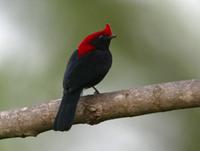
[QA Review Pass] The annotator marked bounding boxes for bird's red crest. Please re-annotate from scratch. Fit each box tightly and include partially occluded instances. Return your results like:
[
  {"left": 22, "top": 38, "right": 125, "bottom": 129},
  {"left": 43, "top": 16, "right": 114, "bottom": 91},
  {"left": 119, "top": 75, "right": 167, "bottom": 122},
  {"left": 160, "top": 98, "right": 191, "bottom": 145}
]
[{"left": 78, "top": 24, "right": 112, "bottom": 58}]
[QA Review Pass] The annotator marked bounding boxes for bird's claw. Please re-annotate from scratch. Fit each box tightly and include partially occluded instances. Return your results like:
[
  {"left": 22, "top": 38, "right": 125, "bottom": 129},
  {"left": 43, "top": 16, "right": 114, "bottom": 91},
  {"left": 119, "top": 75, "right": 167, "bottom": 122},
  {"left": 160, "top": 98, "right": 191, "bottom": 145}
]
[{"left": 93, "top": 86, "right": 100, "bottom": 95}]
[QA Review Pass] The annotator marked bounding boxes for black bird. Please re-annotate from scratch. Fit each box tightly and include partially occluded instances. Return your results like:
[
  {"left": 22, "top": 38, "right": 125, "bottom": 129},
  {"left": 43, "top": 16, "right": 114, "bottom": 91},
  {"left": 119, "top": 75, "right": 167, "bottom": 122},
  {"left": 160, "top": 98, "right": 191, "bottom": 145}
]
[{"left": 53, "top": 24, "right": 116, "bottom": 131}]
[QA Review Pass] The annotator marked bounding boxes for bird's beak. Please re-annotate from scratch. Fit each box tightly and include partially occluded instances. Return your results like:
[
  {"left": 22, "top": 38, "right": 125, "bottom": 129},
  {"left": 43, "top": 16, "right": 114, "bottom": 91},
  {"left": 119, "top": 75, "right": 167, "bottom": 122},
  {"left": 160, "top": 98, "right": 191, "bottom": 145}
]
[{"left": 109, "top": 35, "right": 117, "bottom": 39}]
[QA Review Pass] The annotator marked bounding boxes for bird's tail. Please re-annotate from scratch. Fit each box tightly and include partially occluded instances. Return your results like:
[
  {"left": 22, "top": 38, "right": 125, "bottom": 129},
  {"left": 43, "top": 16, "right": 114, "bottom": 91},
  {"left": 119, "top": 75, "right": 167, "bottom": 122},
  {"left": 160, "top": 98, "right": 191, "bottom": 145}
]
[{"left": 53, "top": 89, "right": 82, "bottom": 131}]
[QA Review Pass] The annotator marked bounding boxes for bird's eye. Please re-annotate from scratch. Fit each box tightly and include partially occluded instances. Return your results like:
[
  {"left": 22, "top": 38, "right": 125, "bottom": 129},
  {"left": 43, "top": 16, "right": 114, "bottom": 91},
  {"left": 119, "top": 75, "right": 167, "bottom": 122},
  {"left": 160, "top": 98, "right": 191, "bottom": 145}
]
[{"left": 98, "top": 35, "right": 105, "bottom": 39}]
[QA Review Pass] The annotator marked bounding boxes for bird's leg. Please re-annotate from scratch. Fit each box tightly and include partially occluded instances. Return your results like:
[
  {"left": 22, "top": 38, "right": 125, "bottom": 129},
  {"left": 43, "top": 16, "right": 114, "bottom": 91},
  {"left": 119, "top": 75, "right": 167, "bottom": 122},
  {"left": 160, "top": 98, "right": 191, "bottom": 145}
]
[{"left": 92, "top": 86, "right": 100, "bottom": 94}]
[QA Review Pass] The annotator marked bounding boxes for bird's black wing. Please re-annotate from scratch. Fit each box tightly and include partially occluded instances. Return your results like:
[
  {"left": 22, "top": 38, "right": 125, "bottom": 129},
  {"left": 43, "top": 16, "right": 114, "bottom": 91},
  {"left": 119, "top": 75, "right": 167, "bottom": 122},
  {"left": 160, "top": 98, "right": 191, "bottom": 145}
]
[{"left": 63, "top": 49, "right": 112, "bottom": 92}]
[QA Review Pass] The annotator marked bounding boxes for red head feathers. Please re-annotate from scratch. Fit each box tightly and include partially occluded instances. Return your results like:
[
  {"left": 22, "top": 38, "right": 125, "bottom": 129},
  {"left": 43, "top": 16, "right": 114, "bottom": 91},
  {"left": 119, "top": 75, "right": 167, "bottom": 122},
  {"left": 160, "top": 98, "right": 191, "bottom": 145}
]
[{"left": 78, "top": 24, "right": 113, "bottom": 58}]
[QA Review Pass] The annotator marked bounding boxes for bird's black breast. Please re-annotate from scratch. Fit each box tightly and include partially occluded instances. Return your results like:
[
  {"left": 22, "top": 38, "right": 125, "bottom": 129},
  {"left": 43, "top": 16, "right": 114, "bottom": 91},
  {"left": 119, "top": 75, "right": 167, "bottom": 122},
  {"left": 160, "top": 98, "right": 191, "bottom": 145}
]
[{"left": 63, "top": 49, "right": 112, "bottom": 92}]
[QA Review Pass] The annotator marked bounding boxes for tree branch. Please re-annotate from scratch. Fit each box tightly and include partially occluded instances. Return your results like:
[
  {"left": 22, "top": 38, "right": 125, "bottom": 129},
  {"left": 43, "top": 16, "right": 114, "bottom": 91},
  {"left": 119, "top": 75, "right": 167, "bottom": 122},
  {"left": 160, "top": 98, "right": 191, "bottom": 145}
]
[{"left": 0, "top": 79, "right": 200, "bottom": 139}]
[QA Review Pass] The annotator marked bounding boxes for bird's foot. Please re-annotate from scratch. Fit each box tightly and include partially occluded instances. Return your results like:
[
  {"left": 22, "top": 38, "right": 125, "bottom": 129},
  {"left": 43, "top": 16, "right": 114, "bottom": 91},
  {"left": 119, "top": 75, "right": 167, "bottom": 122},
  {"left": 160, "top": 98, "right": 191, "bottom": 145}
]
[{"left": 92, "top": 86, "right": 100, "bottom": 94}]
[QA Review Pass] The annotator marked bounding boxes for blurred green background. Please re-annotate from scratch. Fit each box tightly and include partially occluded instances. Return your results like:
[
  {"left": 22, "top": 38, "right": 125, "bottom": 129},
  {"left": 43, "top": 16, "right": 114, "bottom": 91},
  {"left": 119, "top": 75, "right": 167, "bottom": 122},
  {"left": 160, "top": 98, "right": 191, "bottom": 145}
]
[{"left": 0, "top": 0, "right": 200, "bottom": 151}]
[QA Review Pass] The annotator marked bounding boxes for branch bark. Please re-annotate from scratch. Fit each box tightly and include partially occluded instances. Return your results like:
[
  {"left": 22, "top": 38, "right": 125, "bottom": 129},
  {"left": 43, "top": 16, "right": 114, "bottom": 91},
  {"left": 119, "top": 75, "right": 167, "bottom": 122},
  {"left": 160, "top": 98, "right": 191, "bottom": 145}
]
[{"left": 0, "top": 79, "right": 200, "bottom": 139}]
